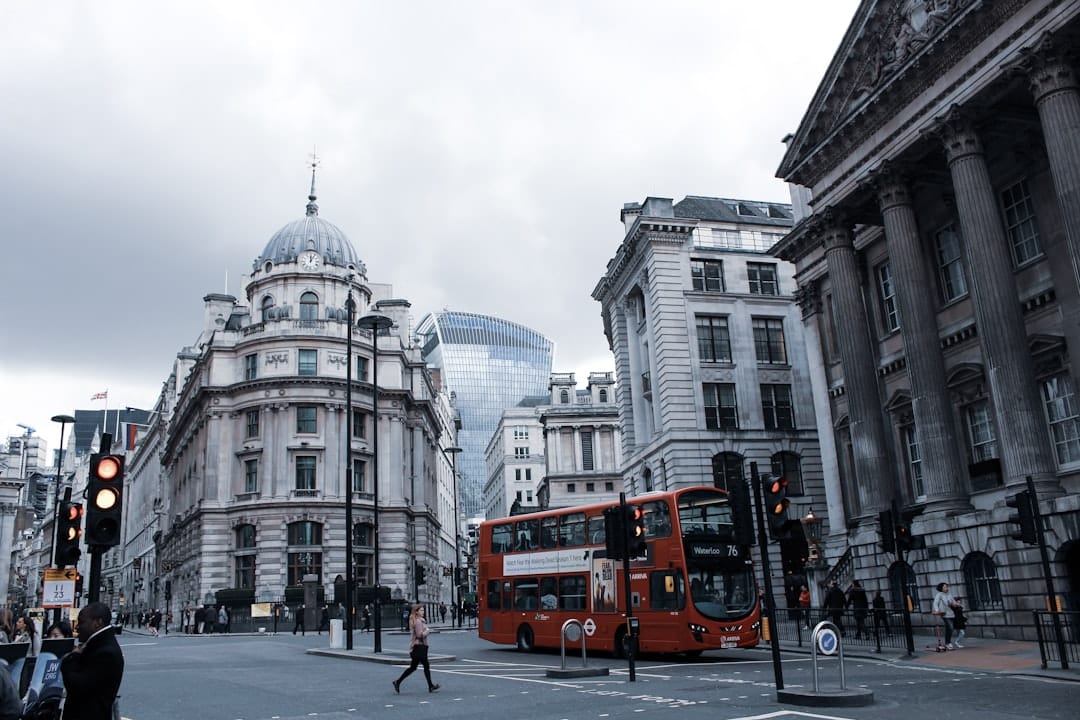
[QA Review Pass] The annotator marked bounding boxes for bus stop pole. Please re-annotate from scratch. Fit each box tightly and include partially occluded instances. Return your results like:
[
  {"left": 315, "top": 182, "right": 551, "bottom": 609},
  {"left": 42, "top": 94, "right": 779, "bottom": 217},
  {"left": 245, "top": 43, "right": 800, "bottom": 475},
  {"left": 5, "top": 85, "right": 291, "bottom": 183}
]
[{"left": 749, "top": 462, "right": 784, "bottom": 691}]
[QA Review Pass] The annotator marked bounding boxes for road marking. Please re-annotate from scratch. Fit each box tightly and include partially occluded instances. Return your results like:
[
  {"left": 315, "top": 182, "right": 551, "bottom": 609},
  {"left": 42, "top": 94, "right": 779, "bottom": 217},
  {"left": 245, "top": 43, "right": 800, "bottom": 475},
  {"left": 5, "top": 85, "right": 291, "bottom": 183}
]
[{"left": 727, "top": 711, "right": 857, "bottom": 720}]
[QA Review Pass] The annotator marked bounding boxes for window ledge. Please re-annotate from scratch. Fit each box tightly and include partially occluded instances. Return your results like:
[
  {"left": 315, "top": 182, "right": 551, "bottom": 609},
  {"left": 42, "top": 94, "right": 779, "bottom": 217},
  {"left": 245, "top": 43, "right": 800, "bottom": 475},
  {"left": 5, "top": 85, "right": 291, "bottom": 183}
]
[{"left": 292, "top": 489, "right": 320, "bottom": 499}]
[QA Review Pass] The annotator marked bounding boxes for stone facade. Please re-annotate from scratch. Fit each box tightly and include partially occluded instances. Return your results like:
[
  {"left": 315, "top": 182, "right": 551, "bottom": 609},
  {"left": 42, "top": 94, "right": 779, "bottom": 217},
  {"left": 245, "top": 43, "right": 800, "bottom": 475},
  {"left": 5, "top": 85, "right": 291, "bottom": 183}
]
[{"left": 774, "top": 0, "right": 1080, "bottom": 636}]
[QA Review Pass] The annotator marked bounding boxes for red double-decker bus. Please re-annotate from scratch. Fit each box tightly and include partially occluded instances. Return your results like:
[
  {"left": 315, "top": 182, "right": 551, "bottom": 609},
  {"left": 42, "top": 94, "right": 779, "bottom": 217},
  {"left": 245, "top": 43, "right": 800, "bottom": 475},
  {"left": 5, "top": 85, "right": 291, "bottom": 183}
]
[{"left": 477, "top": 486, "right": 760, "bottom": 656}]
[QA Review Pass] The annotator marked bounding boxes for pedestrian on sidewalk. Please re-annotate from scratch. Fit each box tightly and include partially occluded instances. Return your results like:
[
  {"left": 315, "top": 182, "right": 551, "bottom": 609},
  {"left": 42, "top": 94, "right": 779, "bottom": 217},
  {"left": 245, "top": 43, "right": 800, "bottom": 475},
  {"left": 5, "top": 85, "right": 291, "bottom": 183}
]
[
  {"left": 932, "top": 582, "right": 958, "bottom": 650},
  {"left": 293, "top": 604, "right": 306, "bottom": 636},
  {"left": 824, "top": 581, "right": 846, "bottom": 635},
  {"left": 218, "top": 605, "right": 229, "bottom": 634},
  {"left": 439, "top": 602, "right": 447, "bottom": 624},
  {"left": 392, "top": 605, "right": 440, "bottom": 694},
  {"left": 872, "top": 590, "right": 891, "bottom": 636},
  {"left": 797, "top": 585, "right": 811, "bottom": 629},
  {"left": 846, "top": 580, "right": 869, "bottom": 639},
  {"left": 952, "top": 602, "right": 967, "bottom": 648}
]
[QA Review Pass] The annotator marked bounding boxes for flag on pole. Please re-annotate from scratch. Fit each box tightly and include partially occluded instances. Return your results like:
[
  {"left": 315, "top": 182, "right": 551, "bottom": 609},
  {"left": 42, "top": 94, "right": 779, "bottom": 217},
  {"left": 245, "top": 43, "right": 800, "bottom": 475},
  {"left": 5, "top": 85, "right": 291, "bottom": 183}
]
[{"left": 91, "top": 391, "right": 108, "bottom": 401}]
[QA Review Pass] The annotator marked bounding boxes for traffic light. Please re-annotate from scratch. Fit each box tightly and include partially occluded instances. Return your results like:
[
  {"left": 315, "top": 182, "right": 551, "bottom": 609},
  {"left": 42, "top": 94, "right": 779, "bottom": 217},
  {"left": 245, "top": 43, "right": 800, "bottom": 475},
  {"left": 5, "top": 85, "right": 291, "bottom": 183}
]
[
  {"left": 55, "top": 501, "right": 84, "bottom": 566},
  {"left": 878, "top": 509, "right": 896, "bottom": 554},
  {"left": 763, "top": 475, "right": 791, "bottom": 540},
  {"left": 727, "top": 480, "right": 755, "bottom": 546},
  {"left": 626, "top": 505, "right": 648, "bottom": 557},
  {"left": 603, "top": 505, "right": 627, "bottom": 560},
  {"left": 894, "top": 519, "right": 913, "bottom": 552},
  {"left": 86, "top": 452, "right": 124, "bottom": 546},
  {"left": 1006, "top": 490, "right": 1038, "bottom": 545}
]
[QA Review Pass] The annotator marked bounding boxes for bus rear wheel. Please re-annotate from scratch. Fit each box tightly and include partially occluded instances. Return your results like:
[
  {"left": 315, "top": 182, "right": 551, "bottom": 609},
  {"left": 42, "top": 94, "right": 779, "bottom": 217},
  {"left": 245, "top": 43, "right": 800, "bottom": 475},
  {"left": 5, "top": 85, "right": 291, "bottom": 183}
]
[{"left": 516, "top": 625, "right": 535, "bottom": 652}]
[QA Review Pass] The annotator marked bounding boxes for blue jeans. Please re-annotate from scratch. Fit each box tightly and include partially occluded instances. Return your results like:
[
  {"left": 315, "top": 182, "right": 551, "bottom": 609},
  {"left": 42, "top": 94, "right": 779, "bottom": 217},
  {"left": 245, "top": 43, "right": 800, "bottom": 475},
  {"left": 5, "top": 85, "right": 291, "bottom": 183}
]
[{"left": 941, "top": 615, "right": 954, "bottom": 644}]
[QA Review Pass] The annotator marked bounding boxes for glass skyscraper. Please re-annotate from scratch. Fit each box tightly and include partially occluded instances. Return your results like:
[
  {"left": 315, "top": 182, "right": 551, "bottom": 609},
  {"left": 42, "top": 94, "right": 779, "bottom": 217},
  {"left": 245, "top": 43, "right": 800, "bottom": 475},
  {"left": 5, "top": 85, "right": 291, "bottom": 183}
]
[{"left": 416, "top": 311, "right": 554, "bottom": 517}]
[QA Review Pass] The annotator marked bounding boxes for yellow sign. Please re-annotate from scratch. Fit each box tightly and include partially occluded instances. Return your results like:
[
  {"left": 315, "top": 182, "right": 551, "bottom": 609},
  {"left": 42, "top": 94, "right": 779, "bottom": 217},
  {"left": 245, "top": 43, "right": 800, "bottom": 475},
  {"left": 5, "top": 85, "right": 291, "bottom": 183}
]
[
  {"left": 251, "top": 602, "right": 272, "bottom": 618},
  {"left": 44, "top": 568, "right": 78, "bottom": 582},
  {"left": 27, "top": 608, "right": 45, "bottom": 620}
]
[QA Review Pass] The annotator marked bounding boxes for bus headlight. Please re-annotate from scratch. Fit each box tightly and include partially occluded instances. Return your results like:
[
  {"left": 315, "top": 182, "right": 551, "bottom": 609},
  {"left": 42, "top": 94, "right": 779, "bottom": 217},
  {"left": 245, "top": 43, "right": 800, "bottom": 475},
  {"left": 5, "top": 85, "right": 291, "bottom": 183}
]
[{"left": 688, "top": 623, "right": 709, "bottom": 634}]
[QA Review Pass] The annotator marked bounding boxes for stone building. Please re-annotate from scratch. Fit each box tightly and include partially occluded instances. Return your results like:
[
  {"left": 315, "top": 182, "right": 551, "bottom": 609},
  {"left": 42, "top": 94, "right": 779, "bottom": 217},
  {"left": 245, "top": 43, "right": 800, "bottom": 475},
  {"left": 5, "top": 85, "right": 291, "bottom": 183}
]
[
  {"left": 774, "top": 0, "right": 1080, "bottom": 633},
  {"left": 593, "top": 195, "right": 825, "bottom": 581},
  {"left": 136, "top": 177, "right": 457, "bottom": 616}
]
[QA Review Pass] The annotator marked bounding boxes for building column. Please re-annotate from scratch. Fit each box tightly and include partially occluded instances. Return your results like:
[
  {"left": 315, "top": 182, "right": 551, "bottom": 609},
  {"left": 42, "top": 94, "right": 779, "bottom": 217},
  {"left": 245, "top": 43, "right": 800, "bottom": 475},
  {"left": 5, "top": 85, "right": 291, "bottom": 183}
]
[
  {"left": 820, "top": 218, "right": 893, "bottom": 516},
  {"left": 937, "top": 109, "right": 1062, "bottom": 496},
  {"left": 875, "top": 170, "right": 971, "bottom": 511},
  {"left": 1024, "top": 36, "right": 1080, "bottom": 290}
]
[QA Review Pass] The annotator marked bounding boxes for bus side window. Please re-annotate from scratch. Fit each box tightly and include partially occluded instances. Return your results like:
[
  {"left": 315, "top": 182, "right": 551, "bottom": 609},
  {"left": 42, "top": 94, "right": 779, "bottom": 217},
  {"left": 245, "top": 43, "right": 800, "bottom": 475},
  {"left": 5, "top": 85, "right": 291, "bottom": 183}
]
[
  {"left": 587, "top": 515, "right": 606, "bottom": 545},
  {"left": 540, "top": 577, "right": 558, "bottom": 609},
  {"left": 514, "top": 578, "right": 539, "bottom": 610},
  {"left": 486, "top": 580, "right": 501, "bottom": 611},
  {"left": 643, "top": 500, "right": 672, "bottom": 538},
  {"left": 515, "top": 519, "right": 539, "bottom": 552},
  {"left": 560, "top": 513, "right": 586, "bottom": 547},
  {"left": 651, "top": 571, "right": 684, "bottom": 610},
  {"left": 559, "top": 575, "right": 587, "bottom": 610},
  {"left": 491, "top": 523, "right": 513, "bottom": 554},
  {"left": 541, "top": 517, "right": 558, "bottom": 549},
  {"left": 502, "top": 581, "right": 513, "bottom": 611}
]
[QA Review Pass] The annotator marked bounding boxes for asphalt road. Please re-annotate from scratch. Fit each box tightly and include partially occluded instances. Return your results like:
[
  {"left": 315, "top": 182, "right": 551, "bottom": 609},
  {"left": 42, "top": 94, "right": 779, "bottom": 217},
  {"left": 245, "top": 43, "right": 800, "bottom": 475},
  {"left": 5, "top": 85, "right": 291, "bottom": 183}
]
[{"left": 114, "top": 629, "right": 1074, "bottom": 720}]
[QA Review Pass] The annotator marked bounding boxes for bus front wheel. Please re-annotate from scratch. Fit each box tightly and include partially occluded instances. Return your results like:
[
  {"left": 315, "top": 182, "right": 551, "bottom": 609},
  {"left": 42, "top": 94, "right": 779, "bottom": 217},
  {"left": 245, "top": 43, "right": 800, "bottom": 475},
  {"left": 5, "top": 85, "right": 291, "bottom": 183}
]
[{"left": 516, "top": 625, "right": 535, "bottom": 652}]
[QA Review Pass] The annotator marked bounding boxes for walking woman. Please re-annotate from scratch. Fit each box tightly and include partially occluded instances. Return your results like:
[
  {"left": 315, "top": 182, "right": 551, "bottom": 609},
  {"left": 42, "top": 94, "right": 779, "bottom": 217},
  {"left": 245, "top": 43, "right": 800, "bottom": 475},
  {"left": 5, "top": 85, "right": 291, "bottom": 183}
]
[{"left": 392, "top": 605, "right": 440, "bottom": 694}]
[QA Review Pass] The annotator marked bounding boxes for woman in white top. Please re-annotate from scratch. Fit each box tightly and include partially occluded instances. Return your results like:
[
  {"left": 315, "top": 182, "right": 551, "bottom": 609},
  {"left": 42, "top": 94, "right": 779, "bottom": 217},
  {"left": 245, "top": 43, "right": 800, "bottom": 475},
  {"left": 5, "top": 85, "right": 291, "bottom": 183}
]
[{"left": 932, "top": 582, "right": 957, "bottom": 649}]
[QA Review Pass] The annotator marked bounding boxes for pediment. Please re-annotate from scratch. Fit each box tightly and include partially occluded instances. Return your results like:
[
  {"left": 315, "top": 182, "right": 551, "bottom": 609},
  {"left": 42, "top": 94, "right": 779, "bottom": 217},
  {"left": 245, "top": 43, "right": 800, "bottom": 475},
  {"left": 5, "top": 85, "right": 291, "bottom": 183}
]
[{"left": 778, "top": 0, "right": 984, "bottom": 185}]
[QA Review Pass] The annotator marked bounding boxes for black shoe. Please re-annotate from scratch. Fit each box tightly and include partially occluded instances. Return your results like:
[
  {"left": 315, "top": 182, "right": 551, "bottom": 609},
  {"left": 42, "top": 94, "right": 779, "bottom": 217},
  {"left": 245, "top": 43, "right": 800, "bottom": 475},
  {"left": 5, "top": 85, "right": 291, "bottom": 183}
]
[
  {"left": 392, "top": 680, "right": 400, "bottom": 694},
  {"left": 428, "top": 684, "right": 440, "bottom": 693}
]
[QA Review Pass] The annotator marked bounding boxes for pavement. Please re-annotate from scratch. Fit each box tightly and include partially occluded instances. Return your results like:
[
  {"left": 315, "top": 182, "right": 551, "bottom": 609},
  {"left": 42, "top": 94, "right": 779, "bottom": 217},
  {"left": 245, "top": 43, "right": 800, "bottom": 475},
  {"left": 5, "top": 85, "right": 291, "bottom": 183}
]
[{"left": 118, "top": 621, "right": 1078, "bottom": 682}]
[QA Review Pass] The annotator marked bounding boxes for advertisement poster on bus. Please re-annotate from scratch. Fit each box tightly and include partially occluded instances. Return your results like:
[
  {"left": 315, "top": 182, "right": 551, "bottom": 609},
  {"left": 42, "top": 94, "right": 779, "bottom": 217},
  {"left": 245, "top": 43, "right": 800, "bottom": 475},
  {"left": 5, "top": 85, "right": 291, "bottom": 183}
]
[{"left": 592, "top": 557, "right": 616, "bottom": 612}]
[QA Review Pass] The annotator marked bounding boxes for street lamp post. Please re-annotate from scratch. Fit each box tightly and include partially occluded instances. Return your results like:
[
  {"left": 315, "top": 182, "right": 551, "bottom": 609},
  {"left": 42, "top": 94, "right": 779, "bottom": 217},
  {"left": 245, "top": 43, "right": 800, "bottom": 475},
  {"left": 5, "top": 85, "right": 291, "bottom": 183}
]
[
  {"left": 344, "top": 288, "right": 357, "bottom": 650},
  {"left": 443, "top": 447, "right": 463, "bottom": 628},
  {"left": 49, "top": 414, "right": 76, "bottom": 567},
  {"left": 357, "top": 309, "right": 393, "bottom": 654}
]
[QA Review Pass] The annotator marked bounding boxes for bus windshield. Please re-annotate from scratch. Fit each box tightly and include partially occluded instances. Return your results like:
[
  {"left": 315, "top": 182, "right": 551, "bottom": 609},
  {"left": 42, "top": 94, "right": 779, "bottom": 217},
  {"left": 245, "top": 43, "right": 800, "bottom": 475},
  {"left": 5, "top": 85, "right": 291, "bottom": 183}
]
[{"left": 678, "top": 488, "right": 755, "bottom": 621}]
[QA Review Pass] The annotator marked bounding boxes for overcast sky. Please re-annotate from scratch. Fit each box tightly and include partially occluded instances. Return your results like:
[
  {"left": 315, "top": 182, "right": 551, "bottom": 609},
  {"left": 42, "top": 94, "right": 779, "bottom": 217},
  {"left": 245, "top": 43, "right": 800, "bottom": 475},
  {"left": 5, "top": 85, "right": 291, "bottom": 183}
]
[{"left": 0, "top": 0, "right": 858, "bottom": 451}]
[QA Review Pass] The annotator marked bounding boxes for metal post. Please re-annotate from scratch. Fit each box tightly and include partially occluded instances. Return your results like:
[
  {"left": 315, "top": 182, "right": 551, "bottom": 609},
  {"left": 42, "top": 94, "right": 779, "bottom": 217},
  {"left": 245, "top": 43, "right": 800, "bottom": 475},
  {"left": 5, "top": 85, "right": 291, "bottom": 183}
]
[
  {"left": 1028, "top": 475, "right": 1068, "bottom": 669},
  {"left": 445, "top": 448, "right": 463, "bottom": 629},
  {"left": 619, "top": 492, "right": 636, "bottom": 681},
  {"left": 750, "top": 462, "right": 784, "bottom": 691},
  {"left": 344, "top": 288, "right": 356, "bottom": 650}
]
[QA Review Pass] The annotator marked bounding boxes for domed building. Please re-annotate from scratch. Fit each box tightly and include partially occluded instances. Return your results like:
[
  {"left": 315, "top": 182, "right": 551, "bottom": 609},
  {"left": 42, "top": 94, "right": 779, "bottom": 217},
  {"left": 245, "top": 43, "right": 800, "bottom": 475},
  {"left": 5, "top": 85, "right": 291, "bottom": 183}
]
[{"left": 117, "top": 173, "right": 459, "bottom": 629}]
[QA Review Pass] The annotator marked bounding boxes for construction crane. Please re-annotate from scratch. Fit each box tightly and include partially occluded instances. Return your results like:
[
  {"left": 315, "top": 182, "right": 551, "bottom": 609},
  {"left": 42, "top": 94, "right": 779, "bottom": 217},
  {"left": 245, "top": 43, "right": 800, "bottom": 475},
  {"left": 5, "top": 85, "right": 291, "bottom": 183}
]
[{"left": 16, "top": 423, "right": 35, "bottom": 436}]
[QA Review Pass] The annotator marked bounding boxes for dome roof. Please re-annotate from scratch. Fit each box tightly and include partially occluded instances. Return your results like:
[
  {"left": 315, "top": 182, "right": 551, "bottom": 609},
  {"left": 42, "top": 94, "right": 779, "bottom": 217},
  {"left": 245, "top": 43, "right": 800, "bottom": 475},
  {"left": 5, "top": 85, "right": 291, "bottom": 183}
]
[{"left": 255, "top": 183, "right": 361, "bottom": 269}]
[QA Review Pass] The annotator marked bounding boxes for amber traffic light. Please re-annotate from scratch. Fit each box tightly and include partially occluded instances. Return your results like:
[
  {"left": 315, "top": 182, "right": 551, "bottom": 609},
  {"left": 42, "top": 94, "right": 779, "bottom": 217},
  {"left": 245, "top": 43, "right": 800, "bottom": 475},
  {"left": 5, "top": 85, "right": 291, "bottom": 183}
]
[
  {"left": 55, "top": 501, "right": 84, "bottom": 566},
  {"left": 86, "top": 453, "right": 124, "bottom": 546}
]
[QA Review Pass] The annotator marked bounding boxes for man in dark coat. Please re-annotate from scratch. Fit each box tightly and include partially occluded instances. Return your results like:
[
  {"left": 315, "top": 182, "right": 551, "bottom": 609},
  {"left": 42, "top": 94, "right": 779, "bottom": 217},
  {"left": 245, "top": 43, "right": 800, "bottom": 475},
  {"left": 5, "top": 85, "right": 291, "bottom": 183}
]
[
  {"left": 61, "top": 601, "right": 124, "bottom": 720},
  {"left": 824, "top": 580, "right": 847, "bottom": 635},
  {"left": 846, "top": 580, "right": 869, "bottom": 639}
]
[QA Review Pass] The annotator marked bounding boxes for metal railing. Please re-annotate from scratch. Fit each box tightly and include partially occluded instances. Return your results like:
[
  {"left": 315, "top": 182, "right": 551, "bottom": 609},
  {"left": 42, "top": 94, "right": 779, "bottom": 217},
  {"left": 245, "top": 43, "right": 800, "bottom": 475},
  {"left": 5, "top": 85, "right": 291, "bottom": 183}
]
[{"left": 1033, "top": 610, "right": 1079, "bottom": 669}]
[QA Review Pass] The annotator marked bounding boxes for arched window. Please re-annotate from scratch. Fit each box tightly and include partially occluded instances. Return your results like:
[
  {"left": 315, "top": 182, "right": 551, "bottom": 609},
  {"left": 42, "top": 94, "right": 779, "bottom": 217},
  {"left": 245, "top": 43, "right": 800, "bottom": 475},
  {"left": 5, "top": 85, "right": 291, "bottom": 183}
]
[
  {"left": 770, "top": 451, "right": 804, "bottom": 496},
  {"left": 599, "top": 388, "right": 608, "bottom": 403},
  {"left": 261, "top": 295, "right": 275, "bottom": 323},
  {"left": 560, "top": 389, "right": 569, "bottom": 404},
  {"left": 888, "top": 560, "right": 920, "bottom": 612},
  {"left": 711, "top": 452, "right": 743, "bottom": 492},
  {"left": 962, "top": 551, "right": 1002, "bottom": 610},
  {"left": 299, "top": 291, "right": 319, "bottom": 320},
  {"left": 235, "top": 524, "right": 256, "bottom": 549},
  {"left": 287, "top": 521, "right": 322, "bottom": 546},
  {"left": 642, "top": 467, "right": 653, "bottom": 493}
]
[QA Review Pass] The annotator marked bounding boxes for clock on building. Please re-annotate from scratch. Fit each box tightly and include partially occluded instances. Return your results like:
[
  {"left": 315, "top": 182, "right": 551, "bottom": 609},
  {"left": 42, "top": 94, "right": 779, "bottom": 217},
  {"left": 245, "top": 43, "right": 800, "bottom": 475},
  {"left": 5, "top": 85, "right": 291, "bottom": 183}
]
[{"left": 299, "top": 251, "right": 323, "bottom": 271}]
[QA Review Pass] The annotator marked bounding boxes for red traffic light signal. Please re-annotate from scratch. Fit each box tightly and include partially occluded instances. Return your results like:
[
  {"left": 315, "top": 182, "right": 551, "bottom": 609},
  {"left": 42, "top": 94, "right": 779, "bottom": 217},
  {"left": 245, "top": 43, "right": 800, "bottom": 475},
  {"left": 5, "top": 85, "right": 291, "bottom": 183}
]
[
  {"left": 764, "top": 475, "right": 791, "bottom": 540},
  {"left": 626, "top": 505, "right": 648, "bottom": 557},
  {"left": 55, "top": 501, "right": 84, "bottom": 566},
  {"left": 86, "top": 453, "right": 124, "bottom": 546}
]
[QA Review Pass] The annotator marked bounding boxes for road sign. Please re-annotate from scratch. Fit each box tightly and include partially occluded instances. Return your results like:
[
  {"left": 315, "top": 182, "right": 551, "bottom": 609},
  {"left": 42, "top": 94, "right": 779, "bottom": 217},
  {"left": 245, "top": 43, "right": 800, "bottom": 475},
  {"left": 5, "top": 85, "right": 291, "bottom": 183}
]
[
  {"left": 582, "top": 617, "right": 597, "bottom": 637},
  {"left": 816, "top": 626, "right": 839, "bottom": 656},
  {"left": 43, "top": 580, "right": 76, "bottom": 608},
  {"left": 44, "top": 568, "right": 78, "bottom": 582}
]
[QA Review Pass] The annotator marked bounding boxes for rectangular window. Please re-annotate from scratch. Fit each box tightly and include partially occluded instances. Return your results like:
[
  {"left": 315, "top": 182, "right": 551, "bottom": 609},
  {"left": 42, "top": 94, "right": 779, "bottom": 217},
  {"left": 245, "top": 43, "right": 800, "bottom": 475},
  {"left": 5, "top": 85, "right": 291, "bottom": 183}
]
[
  {"left": 514, "top": 447, "right": 529, "bottom": 459},
  {"left": 525, "top": 468, "right": 532, "bottom": 481},
  {"left": 295, "top": 456, "right": 317, "bottom": 490},
  {"left": 558, "top": 512, "right": 586, "bottom": 547},
  {"left": 526, "top": 490, "right": 533, "bottom": 502},
  {"left": 298, "top": 349, "right": 317, "bottom": 376},
  {"left": 297, "top": 406, "right": 317, "bottom": 434},
  {"left": 752, "top": 317, "right": 788, "bottom": 365},
  {"left": 935, "top": 224, "right": 968, "bottom": 302},
  {"left": 351, "top": 460, "right": 373, "bottom": 497},
  {"left": 356, "top": 356, "right": 369, "bottom": 382},
  {"left": 491, "top": 523, "right": 513, "bottom": 554},
  {"left": 244, "top": 459, "right": 258, "bottom": 493},
  {"left": 581, "top": 430, "right": 594, "bottom": 471},
  {"left": 696, "top": 315, "right": 732, "bottom": 363},
  {"left": 352, "top": 553, "right": 373, "bottom": 585},
  {"left": 245, "top": 353, "right": 257, "bottom": 381},
  {"left": 567, "top": 483, "right": 576, "bottom": 493},
  {"left": 585, "top": 482, "right": 594, "bottom": 492},
  {"left": 515, "top": 468, "right": 521, "bottom": 481},
  {"left": 747, "top": 262, "right": 779, "bottom": 295},
  {"left": 903, "top": 425, "right": 925, "bottom": 499},
  {"left": 877, "top": 262, "right": 900, "bottom": 332},
  {"left": 690, "top": 258, "right": 725, "bottom": 291},
  {"left": 1001, "top": 179, "right": 1042, "bottom": 265},
  {"left": 1042, "top": 373, "right": 1080, "bottom": 465},
  {"left": 559, "top": 575, "right": 587, "bottom": 610},
  {"left": 966, "top": 400, "right": 997, "bottom": 463},
  {"left": 513, "top": 426, "right": 529, "bottom": 440},
  {"left": 605, "top": 481, "right": 614, "bottom": 492},
  {"left": 515, "top": 490, "right": 523, "bottom": 502},
  {"left": 287, "top": 551, "right": 322, "bottom": 586},
  {"left": 245, "top": 409, "right": 259, "bottom": 438},
  {"left": 703, "top": 383, "right": 738, "bottom": 430},
  {"left": 761, "top": 384, "right": 794, "bottom": 430},
  {"left": 352, "top": 409, "right": 368, "bottom": 439},
  {"left": 235, "top": 555, "right": 255, "bottom": 590}
]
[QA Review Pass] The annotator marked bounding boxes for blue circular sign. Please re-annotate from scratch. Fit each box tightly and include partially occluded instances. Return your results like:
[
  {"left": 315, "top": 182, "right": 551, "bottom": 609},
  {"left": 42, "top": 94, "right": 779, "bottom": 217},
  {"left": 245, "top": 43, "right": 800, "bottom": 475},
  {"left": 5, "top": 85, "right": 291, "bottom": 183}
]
[{"left": 816, "top": 628, "right": 839, "bottom": 655}]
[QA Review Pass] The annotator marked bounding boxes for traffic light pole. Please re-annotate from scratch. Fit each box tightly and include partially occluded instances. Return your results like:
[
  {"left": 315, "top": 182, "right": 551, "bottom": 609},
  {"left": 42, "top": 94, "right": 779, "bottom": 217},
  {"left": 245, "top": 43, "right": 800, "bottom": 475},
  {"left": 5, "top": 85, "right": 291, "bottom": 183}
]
[
  {"left": 750, "top": 462, "right": 783, "bottom": 692},
  {"left": 1027, "top": 475, "right": 1068, "bottom": 669},
  {"left": 618, "top": 492, "right": 636, "bottom": 682},
  {"left": 87, "top": 547, "right": 104, "bottom": 604}
]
